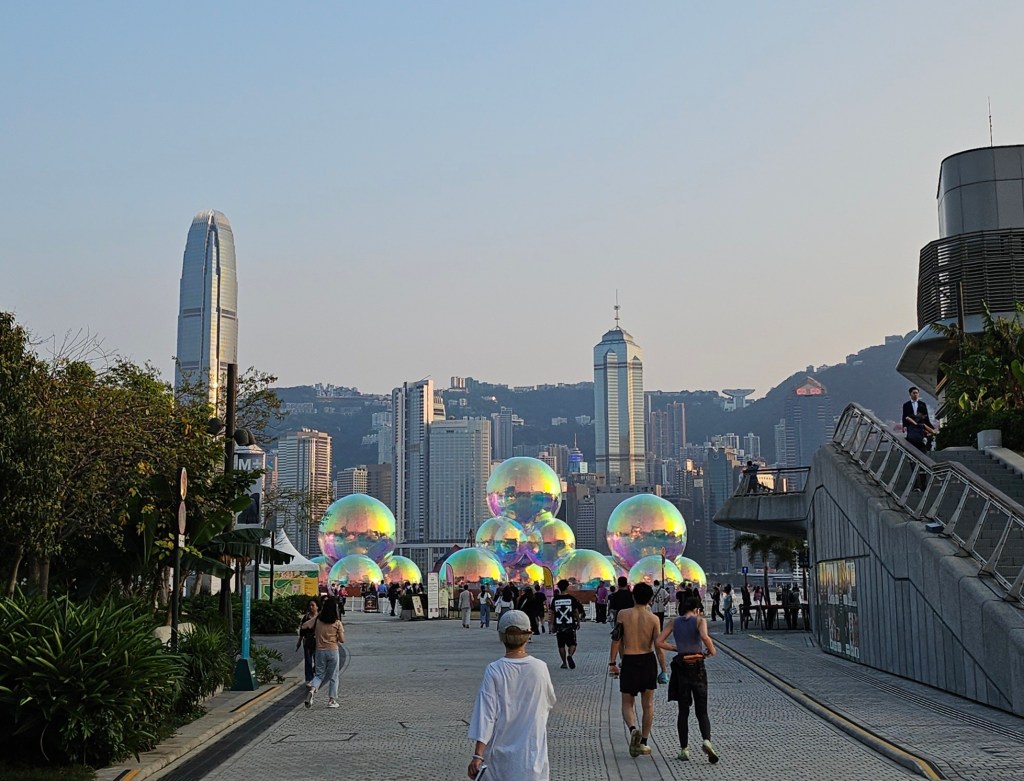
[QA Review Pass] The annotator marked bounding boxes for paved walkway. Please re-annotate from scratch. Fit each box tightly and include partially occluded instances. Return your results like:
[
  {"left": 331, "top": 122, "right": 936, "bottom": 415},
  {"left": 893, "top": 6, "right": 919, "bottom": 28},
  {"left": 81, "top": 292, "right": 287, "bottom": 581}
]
[{"left": 147, "top": 612, "right": 936, "bottom": 781}]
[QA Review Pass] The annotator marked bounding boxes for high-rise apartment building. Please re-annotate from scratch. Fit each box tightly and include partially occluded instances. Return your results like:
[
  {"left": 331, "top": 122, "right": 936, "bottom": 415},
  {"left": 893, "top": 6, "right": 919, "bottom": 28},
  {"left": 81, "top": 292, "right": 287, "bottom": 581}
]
[
  {"left": 276, "top": 428, "right": 332, "bottom": 557},
  {"left": 743, "top": 433, "right": 761, "bottom": 461},
  {"left": 335, "top": 466, "right": 368, "bottom": 498},
  {"left": 594, "top": 313, "right": 645, "bottom": 485},
  {"left": 174, "top": 210, "right": 238, "bottom": 408},
  {"left": 491, "top": 406, "right": 514, "bottom": 461},
  {"left": 392, "top": 379, "right": 445, "bottom": 545},
  {"left": 702, "top": 446, "right": 743, "bottom": 574},
  {"left": 365, "top": 463, "right": 393, "bottom": 513},
  {"left": 428, "top": 418, "right": 491, "bottom": 544}
]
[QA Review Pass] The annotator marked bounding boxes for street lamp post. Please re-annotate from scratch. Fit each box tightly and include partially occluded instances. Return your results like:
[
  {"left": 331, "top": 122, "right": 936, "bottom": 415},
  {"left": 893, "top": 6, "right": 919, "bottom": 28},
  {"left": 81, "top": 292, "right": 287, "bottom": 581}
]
[{"left": 171, "top": 467, "right": 188, "bottom": 652}]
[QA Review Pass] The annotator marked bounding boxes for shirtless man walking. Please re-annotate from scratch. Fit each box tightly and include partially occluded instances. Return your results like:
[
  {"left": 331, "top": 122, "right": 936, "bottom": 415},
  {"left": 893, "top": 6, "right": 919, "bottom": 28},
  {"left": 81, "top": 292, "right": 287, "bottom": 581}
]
[{"left": 608, "top": 582, "right": 667, "bottom": 757}]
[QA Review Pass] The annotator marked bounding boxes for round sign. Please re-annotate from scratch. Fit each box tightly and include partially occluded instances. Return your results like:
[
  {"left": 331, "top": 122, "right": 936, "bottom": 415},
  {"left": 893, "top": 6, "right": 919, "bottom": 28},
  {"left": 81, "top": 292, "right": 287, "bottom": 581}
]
[
  {"left": 177, "top": 502, "right": 187, "bottom": 536},
  {"left": 179, "top": 467, "right": 188, "bottom": 500}
]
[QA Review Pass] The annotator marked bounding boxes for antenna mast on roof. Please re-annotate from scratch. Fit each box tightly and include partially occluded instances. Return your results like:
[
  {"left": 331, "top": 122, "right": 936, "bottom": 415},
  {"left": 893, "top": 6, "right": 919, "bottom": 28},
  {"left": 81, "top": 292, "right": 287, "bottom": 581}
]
[
  {"left": 614, "top": 291, "right": 621, "bottom": 329},
  {"left": 989, "top": 97, "right": 994, "bottom": 147}
]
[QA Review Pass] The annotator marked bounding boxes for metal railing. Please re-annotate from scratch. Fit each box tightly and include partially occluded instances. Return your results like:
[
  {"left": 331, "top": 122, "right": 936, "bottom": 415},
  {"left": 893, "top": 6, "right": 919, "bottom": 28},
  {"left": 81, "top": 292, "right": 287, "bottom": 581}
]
[
  {"left": 833, "top": 403, "right": 1024, "bottom": 604},
  {"left": 734, "top": 466, "right": 812, "bottom": 496}
]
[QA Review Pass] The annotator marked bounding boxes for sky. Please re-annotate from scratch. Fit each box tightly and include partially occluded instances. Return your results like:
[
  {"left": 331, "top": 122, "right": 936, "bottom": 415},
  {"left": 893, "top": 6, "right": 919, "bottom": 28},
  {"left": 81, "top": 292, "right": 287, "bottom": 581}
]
[{"left": 4, "top": 2, "right": 1024, "bottom": 398}]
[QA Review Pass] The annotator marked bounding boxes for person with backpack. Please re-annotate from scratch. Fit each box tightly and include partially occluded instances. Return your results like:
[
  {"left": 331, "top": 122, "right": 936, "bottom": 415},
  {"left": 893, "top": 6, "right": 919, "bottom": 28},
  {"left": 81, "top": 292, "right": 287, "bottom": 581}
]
[
  {"left": 651, "top": 579, "right": 668, "bottom": 630},
  {"left": 296, "top": 598, "right": 319, "bottom": 683}
]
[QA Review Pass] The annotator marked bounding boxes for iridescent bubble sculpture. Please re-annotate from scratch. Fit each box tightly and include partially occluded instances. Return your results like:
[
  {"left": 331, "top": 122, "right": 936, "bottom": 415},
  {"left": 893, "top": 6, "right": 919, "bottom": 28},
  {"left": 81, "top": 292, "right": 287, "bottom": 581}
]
[
  {"left": 486, "top": 457, "right": 562, "bottom": 526},
  {"left": 309, "top": 555, "right": 331, "bottom": 588},
  {"left": 554, "top": 549, "right": 617, "bottom": 589},
  {"left": 475, "top": 516, "right": 526, "bottom": 567},
  {"left": 328, "top": 554, "right": 384, "bottom": 586},
  {"left": 522, "top": 517, "right": 576, "bottom": 569},
  {"left": 606, "top": 494, "right": 687, "bottom": 569},
  {"left": 627, "top": 554, "right": 684, "bottom": 587},
  {"left": 318, "top": 494, "right": 396, "bottom": 564},
  {"left": 605, "top": 555, "right": 628, "bottom": 579},
  {"left": 673, "top": 556, "right": 708, "bottom": 595},
  {"left": 380, "top": 555, "right": 423, "bottom": 585},
  {"left": 440, "top": 547, "right": 507, "bottom": 586}
]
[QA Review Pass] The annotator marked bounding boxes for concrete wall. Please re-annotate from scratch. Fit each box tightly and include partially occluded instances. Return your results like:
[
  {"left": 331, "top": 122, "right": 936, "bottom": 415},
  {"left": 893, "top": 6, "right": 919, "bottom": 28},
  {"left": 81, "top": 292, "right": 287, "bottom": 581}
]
[{"left": 808, "top": 444, "right": 1024, "bottom": 716}]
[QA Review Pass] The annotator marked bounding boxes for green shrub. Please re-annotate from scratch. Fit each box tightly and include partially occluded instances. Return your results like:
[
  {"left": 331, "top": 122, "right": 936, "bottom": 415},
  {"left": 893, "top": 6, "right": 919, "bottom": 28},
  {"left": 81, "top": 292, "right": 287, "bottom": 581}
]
[
  {"left": 279, "top": 593, "right": 318, "bottom": 618},
  {"left": 936, "top": 408, "right": 1024, "bottom": 450},
  {"left": 175, "top": 625, "right": 232, "bottom": 719},
  {"left": 250, "top": 643, "right": 285, "bottom": 684},
  {"left": 0, "top": 595, "right": 182, "bottom": 767},
  {"left": 179, "top": 593, "right": 225, "bottom": 629},
  {"left": 249, "top": 599, "right": 300, "bottom": 634}
]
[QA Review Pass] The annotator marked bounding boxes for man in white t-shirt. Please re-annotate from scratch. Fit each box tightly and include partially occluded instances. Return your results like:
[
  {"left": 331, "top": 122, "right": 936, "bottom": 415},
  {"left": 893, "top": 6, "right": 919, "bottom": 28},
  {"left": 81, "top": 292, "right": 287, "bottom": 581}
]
[{"left": 468, "top": 610, "right": 556, "bottom": 781}]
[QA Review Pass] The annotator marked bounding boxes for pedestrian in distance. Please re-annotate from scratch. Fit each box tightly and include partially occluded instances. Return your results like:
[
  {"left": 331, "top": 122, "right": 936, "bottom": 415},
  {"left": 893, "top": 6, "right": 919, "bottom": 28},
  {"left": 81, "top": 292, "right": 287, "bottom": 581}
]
[
  {"left": 551, "top": 579, "right": 584, "bottom": 669},
  {"left": 710, "top": 584, "right": 722, "bottom": 621},
  {"left": 740, "top": 584, "right": 752, "bottom": 630},
  {"left": 467, "top": 610, "right": 556, "bottom": 781},
  {"left": 608, "top": 575, "right": 634, "bottom": 626},
  {"left": 595, "top": 580, "right": 609, "bottom": 623},
  {"left": 651, "top": 579, "right": 668, "bottom": 630},
  {"left": 459, "top": 585, "right": 474, "bottom": 628},
  {"left": 903, "top": 386, "right": 936, "bottom": 490},
  {"left": 296, "top": 598, "right": 319, "bottom": 683},
  {"left": 656, "top": 596, "right": 719, "bottom": 764},
  {"left": 608, "top": 582, "right": 667, "bottom": 758},
  {"left": 302, "top": 595, "right": 344, "bottom": 710},
  {"left": 479, "top": 584, "right": 493, "bottom": 628},
  {"left": 722, "top": 585, "right": 735, "bottom": 634}
]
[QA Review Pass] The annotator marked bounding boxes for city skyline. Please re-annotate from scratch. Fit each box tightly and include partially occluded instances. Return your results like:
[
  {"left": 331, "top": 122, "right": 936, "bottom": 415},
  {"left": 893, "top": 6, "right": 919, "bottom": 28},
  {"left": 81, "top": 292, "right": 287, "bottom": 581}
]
[{"left": 6, "top": 4, "right": 1024, "bottom": 398}]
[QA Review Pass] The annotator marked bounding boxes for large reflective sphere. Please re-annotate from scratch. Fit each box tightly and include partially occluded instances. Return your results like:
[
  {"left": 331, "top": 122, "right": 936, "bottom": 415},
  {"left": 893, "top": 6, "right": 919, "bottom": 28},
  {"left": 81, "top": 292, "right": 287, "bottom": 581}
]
[
  {"left": 380, "top": 555, "right": 423, "bottom": 585},
  {"left": 309, "top": 555, "right": 331, "bottom": 588},
  {"left": 508, "top": 560, "right": 547, "bottom": 586},
  {"left": 606, "top": 494, "right": 687, "bottom": 568},
  {"left": 318, "top": 494, "right": 396, "bottom": 565},
  {"left": 673, "top": 556, "right": 708, "bottom": 595},
  {"left": 605, "top": 555, "right": 628, "bottom": 579},
  {"left": 486, "top": 457, "right": 562, "bottom": 525},
  {"left": 554, "top": 549, "right": 616, "bottom": 589},
  {"left": 628, "top": 554, "right": 684, "bottom": 587},
  {"left": 475, "top": 516, "right": 526, "bottom": 566},
  {"left": 328, "top": 554, "right": 384, "bottom": 586},
  {"left": 522, "top": 517, "right": 576, "bottom": 569},
  {"left": 440, "top": 547, "right": 507, "bottom": 586}
]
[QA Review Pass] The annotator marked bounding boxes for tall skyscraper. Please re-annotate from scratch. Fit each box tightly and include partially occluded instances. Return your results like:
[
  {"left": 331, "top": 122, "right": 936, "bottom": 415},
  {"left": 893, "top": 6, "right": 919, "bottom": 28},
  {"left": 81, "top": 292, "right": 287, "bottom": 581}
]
[
  {"left": 491, "top": 406, "right": 514, "bottom": 461},
  {"left": 276, "top": 428, "right": 332, "bottom": 557},
  {"left": 392, "top": 379, "right": 445, "bottom": 545},
  {"left": 428, "top": 418, "right": 491, "bottom": 544},
  {"left": 174, "top": 210, "right": 238, "bottom": 408},
  {"left": 594, "top": 309, "right": 645, "bottom": 485},
  {"left": 783, "top": 376, "right": 834, "bottom": 467},
  {"left": 335, "top": 466, "right": 368, "bottom": 498},
  {"left": 702, "top": 446, "right": 743, "bottom": 574}
]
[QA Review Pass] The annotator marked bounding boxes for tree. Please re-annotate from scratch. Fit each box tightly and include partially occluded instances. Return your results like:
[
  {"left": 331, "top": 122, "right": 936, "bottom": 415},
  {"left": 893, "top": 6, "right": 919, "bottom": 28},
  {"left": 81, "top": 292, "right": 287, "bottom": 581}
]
[{"left": 732, "top": 534, "right": 804, "bottom": 604}]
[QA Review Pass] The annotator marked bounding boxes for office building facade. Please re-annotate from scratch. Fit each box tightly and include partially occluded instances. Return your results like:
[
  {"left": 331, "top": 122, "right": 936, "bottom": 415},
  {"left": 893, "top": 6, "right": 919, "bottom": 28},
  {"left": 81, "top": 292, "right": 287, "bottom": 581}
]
[
  {"left": 276, "top": 428, "right": 332, "bottom": 557},
  {"left": 594, "top": 319, "right": 645, "bottom": 485},
  {"left": 428, "top": 418, "right": 492, "bottom": 544},
  {"left": 174, "top": 210, "right": 238, "bottom": 408}
]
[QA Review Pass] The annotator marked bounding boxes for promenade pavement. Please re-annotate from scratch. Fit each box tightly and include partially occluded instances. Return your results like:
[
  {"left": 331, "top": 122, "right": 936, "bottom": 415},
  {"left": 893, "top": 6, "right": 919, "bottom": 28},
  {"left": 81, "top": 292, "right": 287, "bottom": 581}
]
[{"left": 148, "top": 610, "right": 927, "bottom": 781}]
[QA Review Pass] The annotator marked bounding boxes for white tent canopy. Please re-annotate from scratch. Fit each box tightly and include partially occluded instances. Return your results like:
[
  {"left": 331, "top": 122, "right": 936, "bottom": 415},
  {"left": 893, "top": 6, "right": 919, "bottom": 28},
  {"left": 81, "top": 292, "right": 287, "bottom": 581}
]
[{"left": 258, "top": 529, "right": 320, "bottom": 572}]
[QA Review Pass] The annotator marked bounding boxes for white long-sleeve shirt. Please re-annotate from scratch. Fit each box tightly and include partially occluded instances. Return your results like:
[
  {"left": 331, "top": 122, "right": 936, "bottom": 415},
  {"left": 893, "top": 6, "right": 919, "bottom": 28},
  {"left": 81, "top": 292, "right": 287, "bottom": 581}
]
[{"left": 468, "top": 656, "right": 556, "bottom": 781}]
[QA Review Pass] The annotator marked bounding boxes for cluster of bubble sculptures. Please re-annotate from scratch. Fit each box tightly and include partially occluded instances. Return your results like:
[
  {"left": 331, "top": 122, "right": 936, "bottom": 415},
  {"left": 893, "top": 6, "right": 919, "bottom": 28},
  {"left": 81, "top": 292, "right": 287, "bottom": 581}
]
[
  {"left": 313, "top": 494, "right": 423, "bottom": 587},
  {"left": 448, "top": 457, "right": 709, "bottom": 594}
]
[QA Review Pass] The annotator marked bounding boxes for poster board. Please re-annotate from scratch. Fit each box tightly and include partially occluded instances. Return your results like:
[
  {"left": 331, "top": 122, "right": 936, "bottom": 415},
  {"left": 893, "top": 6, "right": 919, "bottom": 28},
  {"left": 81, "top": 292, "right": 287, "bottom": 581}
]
[{"left": 427, "top": 572, "right": 440, "bottom": 619}]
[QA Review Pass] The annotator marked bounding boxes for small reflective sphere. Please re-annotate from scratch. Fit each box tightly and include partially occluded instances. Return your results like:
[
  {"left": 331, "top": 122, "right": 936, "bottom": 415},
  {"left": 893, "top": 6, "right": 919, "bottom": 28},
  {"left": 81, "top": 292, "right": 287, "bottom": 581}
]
[
  {"left": 309, "top": 555, "right": 332, "bottom": 588},
  {"left": 486, "top": 457, "right": 562, "bottom": 525},
  {"left": 554, "top": 549, "right": 617, "bottom": 589},
  {"left": 318, "top": 494, "right": 396, "bottom": 565},
  {"left": 475, "top": 516, "right": 526, "bottom": 566},
  {"left": 380, "top": 555, "right": 423, "bottom": 585},
  {"left": 673, "top": 556, "right": 708, "bottom": 595},
  {"left": 508, "top": 560, "right": 547, "bottom": 586},
  {"left": 606, "top": 494, "right": 687, "bottom": 568},
  {"left": 627, "top": 555, "right": 684, "bottom": 587},
  {"left": 522, "top": 517, "right": 576, "bottom": 569},
  {"left": 440, "top": 547, "right": 507, "bottom": 586},
  {"left": 328, "top": 554, "right": 384, "bottom": 586}
]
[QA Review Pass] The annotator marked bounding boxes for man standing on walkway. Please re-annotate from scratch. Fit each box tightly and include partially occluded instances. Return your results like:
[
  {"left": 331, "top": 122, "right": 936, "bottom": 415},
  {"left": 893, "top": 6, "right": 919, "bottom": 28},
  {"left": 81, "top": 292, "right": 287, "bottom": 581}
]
[
  {"left": 652, "top": 579, "right": 668, "bottom": 630},
  {"left": 551, "top": 579, "right": 583, "bottom": 669},
  {"left": 608, "top": 575, "right": 633, "bottom": 626},
  {"left": 710, "top": 584, "right": 722, "bottom": 621},
  {"left": 459, "top": 585, "right": 474, "bottom": 629},
  {"left": 595, "top": 580, "right": 609, "bottom": 624},
  {"left": 656, "top": 596, "right": 719, "bottom": 764},
  {"left": 608, "top": 582, "right": 665, "bottom": 757}
]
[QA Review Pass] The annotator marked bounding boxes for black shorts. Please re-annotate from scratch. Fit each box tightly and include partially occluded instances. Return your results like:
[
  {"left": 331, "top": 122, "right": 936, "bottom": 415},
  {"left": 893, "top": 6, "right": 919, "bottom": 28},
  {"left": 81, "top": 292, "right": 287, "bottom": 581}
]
[
  {"left": 619, "top": 652, "right": 658, "bottom": 695},
  {"left": 555, "top": 627, "right": 577, "bottom": 648}
]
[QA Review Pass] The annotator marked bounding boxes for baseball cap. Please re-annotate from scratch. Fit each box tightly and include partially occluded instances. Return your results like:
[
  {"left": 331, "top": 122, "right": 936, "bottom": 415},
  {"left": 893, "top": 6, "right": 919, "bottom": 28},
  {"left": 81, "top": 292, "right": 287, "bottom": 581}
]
[{"left": 497, "top": 609, "right": 531, "bottom": 634}]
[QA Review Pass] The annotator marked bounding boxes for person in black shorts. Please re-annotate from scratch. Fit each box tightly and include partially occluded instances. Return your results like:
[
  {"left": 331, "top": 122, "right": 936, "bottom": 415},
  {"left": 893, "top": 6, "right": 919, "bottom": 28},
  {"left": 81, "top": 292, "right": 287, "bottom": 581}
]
[{"left": 551, "top": 579, "right": 584, "bottom": 670}]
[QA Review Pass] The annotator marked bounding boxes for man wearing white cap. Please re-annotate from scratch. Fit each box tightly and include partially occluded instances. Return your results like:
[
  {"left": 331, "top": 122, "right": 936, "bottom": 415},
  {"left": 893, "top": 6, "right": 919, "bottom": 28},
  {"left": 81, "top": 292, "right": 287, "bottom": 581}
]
[{"left": 467, "top": 610, "right": 556, "bottom": 781}]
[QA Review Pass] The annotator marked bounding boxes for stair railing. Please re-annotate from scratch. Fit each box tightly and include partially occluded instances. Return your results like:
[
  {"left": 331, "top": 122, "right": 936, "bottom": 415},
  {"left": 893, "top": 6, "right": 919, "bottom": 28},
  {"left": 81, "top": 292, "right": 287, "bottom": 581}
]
[{"left": 833, "top": 403, "right": 1024, "bottom": 604}]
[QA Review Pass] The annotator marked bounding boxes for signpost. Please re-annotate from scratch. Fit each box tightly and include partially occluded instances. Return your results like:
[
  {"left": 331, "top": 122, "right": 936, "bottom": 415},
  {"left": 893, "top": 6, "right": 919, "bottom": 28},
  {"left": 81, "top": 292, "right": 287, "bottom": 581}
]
[
  {"left": 427, "top": 572, "right": 440, "bottom": 619},
  {"left": 171, "top": 468, "right": 187, "bottom": 652},
  {"left": 233, "top": 584, "right": 258, "bottom": 691},
  {"left": 742, "top": 565, "right": 749, "bottom": 589}
]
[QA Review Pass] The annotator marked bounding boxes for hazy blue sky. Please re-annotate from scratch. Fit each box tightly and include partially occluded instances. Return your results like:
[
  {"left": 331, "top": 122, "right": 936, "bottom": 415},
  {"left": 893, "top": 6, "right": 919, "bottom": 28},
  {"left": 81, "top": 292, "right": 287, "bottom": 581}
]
[{"left": 4, "top": 2, "right": 1023, "bottom": 397}]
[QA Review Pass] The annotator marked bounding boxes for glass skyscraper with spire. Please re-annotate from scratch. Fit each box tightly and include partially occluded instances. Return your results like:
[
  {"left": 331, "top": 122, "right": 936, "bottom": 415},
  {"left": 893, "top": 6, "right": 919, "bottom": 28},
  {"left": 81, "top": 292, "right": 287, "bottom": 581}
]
[
  {"left": 174, "top": 210, "right": 238, "bottom": 408},
  {"left": 593, "top": 310, "right": 646, "bottom": 485}
]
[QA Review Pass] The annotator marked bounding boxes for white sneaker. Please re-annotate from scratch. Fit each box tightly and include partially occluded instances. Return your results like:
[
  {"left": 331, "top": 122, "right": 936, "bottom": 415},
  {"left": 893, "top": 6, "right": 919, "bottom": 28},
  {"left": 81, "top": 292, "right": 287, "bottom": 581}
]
[
  {"left": 702, "top": 739, "right": 719, "bottom": 764},
  {"left": 327, "top": 700, "right": 339, "bottom": 709}
]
